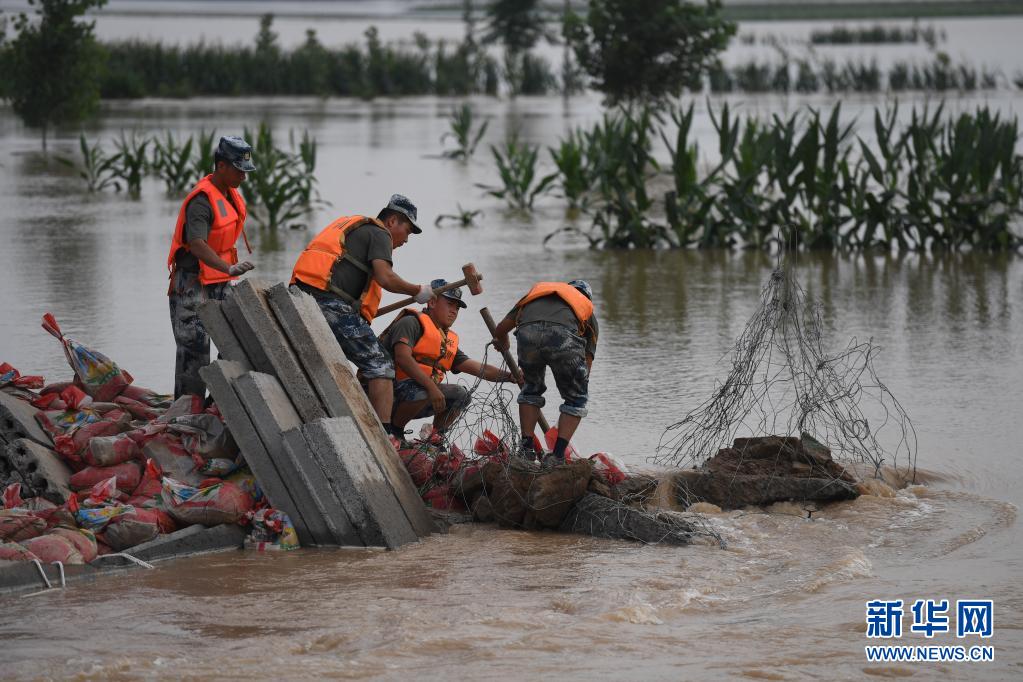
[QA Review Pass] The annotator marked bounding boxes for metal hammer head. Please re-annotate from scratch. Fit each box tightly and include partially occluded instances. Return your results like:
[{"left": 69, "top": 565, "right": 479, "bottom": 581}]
[{"left": 461, "top": 262, "right": 483, "bottom": 295}]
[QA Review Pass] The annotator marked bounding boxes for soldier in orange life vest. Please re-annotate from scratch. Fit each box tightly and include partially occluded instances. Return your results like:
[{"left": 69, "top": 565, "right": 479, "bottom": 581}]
[
  {"left": 291, "top": 194, "right": 436, "bottom": 443},
  {"left": 492, "top": 280, "right": 599, "bottom": 465},
  {"left": 379, "top": 279, "right": 515, "bottom": 444},
  {"left": 167, "top": 136, "right": 256, "bottom": 398}
]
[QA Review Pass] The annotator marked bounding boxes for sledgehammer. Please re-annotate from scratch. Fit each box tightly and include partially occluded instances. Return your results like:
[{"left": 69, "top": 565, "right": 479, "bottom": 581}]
[
  {"left": 376, "top": 262, "right": 483, "bottom": 316},
  {"left": 480, "top": 306, "right": 551, "bottom": 435}
]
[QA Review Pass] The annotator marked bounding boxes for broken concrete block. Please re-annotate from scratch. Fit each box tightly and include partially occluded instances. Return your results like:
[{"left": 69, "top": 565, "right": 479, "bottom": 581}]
[
  {"left": 229, "top": 280, "right": 326, "bottom": 423},
  {"left": 0, "top": 391, "right": 51, "bottom": 447},
  {"left": 220, "top": 284, "right": 274, "bottom": 376},
  {"left": 234, "top": 371, "right": 356, "bottom": 547},
  {"left": 302, "top": 417, "right": 419, "bottom": 549},
  {"left": 3, "top": 439, "right": 72, "bottom": 505},
  {"left": 198, "top": 299, "right": 252, "bottom": 369},
  {"left": 266, "top": 283, "right": 435, "bottom": 538},
  {"left": 200, "top": 360, "right": 315, "bottom": 547}
]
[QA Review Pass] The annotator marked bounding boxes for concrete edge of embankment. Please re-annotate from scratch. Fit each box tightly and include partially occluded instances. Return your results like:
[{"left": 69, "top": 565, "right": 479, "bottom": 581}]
[{"left": 0, "top": 524, "right": 246, "bottom": 597}]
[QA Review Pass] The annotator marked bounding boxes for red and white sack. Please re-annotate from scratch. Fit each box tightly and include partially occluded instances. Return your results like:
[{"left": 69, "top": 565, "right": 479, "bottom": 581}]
[{"left": 20, "top": 534, "right": 85, "bottom": 564}]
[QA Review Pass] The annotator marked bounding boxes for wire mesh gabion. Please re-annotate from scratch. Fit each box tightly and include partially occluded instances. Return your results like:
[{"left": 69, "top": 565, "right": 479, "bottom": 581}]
[{"left": 653, "top": 267, "right": 917, "bottom": 479}]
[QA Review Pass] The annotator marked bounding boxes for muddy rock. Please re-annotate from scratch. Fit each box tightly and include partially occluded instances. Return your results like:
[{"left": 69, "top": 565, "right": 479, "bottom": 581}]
[
  {"left": 559, "top": 493, "right": 694, "bottom": 545},
  {"left": 478, "top": 459, "right": 593, "bottom": 529}
]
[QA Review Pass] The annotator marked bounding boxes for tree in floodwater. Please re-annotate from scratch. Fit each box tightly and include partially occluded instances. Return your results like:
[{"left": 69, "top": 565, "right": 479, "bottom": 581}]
[
  {"left": 4, "top": 0, "right": 108, "bottom": 151},
  {"left": 566, "top": 0, "right": 735, "bottom": 103},
  {"left": 484, "top": 0, "right": 554, "bottom": 95}
]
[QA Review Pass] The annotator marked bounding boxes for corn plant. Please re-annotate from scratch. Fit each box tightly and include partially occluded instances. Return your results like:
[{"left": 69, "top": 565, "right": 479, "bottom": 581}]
[
  {"left": 547, "top": 130, "right": 590, "bottom": 210},
  {"left": 112, "top": 131, "right": 150, "bottom": 196},
  {"left": 151, "top": 131, "right": 196, "bottom": 194},
  {"left": 434, "top": 204, "right": 483, "bottom": 227},
  {"left": 441, "top": 103, "right": 488, "bottom": 160},
  {"left": 242, "top": 123, "right": 322, "bottom": 229},
  {"left": 192, "top": 129, "right": 217, "bottom": 179},
  {"left": 57, "top": 133, "right": 122, "bottom": 192},
  {"left": 477, "top": 131, "right": 555, "bottom": 210}
]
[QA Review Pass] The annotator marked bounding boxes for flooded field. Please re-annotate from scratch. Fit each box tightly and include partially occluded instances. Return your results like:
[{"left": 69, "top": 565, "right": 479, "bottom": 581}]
[{"left": 1, "top": 7, "right": 1022, "bottom": 679}]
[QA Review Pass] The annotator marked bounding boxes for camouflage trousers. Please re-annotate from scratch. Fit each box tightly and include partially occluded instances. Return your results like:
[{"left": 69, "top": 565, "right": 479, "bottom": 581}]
[
  {"left": 294, "top": 286, "right": 395, "bottom": 380},
  {"left": 168, "top": 269, "right": 229, "bottom": 398},
  {"left": 515, "top": 321, "right": 589, "bottom": 418}
]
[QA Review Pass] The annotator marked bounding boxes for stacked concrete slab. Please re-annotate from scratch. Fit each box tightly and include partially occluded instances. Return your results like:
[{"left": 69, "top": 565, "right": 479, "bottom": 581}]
[{"left": 199, "top": 279, "right": 434, "bottom": 549}]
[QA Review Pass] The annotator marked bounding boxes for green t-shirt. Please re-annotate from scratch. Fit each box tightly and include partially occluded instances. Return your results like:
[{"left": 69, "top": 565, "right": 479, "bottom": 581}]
[
  {"left": 381, "top": 313, "right": 470, "bottom": 374},
  {"left": 505, "top": 295, "right": 599, "bottom": 358},
  {"left": 328, "top": 221, "right": 393, "bottom": 300}
]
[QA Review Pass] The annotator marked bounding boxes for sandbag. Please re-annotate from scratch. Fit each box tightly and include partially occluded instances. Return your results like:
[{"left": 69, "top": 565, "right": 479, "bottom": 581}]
[
  {"left": 48, "top": 527, "right": 98, "bottom": 563},
  {"left": 53, "top": 409, "right": 132, "bottom": 462},
  {"left": 100, "top": 507, "right": 172, "bottom": 551},
  {"left": 41, "top": 313, "right": 133, "bottom": 401},
  {"left": 399, "top": 449, "right": 432, "bottom": 487},
  {"left": 0, "top": 540, "right": 39, "bottom": 562},
  {"left": 162, "top": 478, "right": 253, "bottom": 526},
  {"left": 83, "top": 434, "right": 141, "bottom": 467},
  {"left": 21, "top": 534, "right": 84, "bottom": 564},
  {"left": 69, "top": 462, "right": 141, "bottom": 493},
  {"left": 0, "top": 509, "right": 48, "bottom": 542},
  {"left": 119, "top": 385, "right": 174, "bottom": 409}
]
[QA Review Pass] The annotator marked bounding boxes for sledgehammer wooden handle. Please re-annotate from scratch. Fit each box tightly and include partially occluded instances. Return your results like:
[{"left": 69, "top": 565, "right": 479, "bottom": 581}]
[
  {"left": 480, "top": 306, "right": 551, "bottom": 435},
  {"left": 376, "top": 276, "right": 482, "bottom": 317}
]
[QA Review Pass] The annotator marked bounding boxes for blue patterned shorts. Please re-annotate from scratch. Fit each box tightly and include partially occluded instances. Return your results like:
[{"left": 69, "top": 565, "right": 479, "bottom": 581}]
[
  {"left": 393, "top": 379, "right": 471, "bottom": 419},
  {"left": 297, "top": 286, "right": 395, "bottom": 380}
]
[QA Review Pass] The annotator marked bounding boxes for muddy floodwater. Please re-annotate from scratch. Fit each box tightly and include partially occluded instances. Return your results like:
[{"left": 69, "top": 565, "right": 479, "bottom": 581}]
[{"left": 2, "top": 18, "right": 1023, "bottom": 677}]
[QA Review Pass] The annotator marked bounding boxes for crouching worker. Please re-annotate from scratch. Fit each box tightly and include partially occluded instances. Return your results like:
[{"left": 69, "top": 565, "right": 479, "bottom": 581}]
[
  {"left": 167, "top": 136, "right": 256, "bottom": 399},
  {"left": 492, "top": 280, "right": 598, "bottom": 465},
  {"left": 380, "top": 279, "right": 515, "bottom": 444},
  {"left": 291, "top": 194, "right": 438, "bottom": 445}
]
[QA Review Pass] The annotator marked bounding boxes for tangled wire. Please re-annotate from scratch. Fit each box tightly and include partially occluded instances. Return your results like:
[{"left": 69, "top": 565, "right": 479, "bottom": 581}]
[{"left": 654, "top": 267, "right": 917, "bottom": 479}]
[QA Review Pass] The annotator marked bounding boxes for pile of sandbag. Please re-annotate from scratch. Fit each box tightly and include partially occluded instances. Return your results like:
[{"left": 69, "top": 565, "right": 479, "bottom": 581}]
[
  {"left": 398, "top": 426, "right": 657, "bottom": 532},
  {"left": 1, "top": 314, "right": 300, "bottom": 567}
]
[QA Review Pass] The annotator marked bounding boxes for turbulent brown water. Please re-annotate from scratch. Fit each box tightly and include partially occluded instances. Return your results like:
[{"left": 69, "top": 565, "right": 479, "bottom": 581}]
[{"left": 1, "top": 46, "right": 1022, "bottom": 678}]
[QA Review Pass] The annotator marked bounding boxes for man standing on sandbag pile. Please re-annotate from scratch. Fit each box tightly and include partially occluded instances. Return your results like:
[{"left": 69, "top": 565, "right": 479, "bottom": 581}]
[
  {"left": 167, "top": 136, "right": 256, "bottom": 399},
  {"left": 290, "top": 194, "right": 435, "bottom": 446},
  {"left": 492, "top": 280, "right": 599, "bottom": 466},
  {"left": 378, "top": 279, "right": 516, "bottom": 446}
]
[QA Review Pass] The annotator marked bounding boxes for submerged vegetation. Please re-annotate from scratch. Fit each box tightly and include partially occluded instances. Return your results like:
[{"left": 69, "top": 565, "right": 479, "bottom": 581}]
[
  {"left": 530, "top": 104, "right": 1023, "bottom": 253},
  {"left": 58, "top": 126, "right": 323, "bottom": 229}
]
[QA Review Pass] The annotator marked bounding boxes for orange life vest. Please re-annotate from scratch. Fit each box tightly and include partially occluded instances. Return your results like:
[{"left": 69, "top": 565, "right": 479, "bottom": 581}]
[
  {"left": 167, "top": 175, "right": 249, "bottom": 287},
  {"left": 391, "top": 309, "right": 460, "bottom": 384},
  {"left": 290, "top": 215, "right": 388, "bottom": 321},
  {"left": 516, "top": 282, "right": 594, "bottom": 334}
]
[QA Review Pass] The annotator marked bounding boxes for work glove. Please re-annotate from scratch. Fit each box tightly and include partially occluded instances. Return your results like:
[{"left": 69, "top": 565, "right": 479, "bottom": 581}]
[
  {"left": 228, "top": 261, "right": 255, "bottom": 276},
  {"left": 413, "top": 283, "right": 435, "bottom": 304}
]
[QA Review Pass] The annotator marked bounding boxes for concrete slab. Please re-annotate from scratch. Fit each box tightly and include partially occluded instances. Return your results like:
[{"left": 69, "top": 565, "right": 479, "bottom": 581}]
[
  {"left": 234, "top": 371, "right": 350, "bottom": 547},
  {"left": 198, "top": 299, "right": 253, "bottom": 369},
  {"left": 0, "top": 391, "right": 52, "bottom": 447},
  {"left": 114, "top": 523, "right": 246, "bottom": 563},
  {"left": 200, "top": 360, "right": 315, "bottom": 547},
  {"left": 229, "top": 279, "right": 326, "bottom": 423},
  {"left": 220, "top": 284, "right": 274, "bottom": 375},
  {"left": 3, "top": 439, "right": 72, "bottom": 505},
  {"left": 281, "top": 428, "right": 363, "bottom": 547},
  {"left": 266, "top": 283, "right": 435, "bottom": 538},
  {"left": 0, "top": 526, "right": 246, "bottom": 594},
  {"left": 302, "top": 417, "right": 419, "bottom": 549}
]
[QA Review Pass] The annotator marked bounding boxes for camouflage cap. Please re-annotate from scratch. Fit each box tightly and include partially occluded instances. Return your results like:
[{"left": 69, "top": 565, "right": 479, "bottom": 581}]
[
  {"left": 430, "top": 278, "right": 467, "bottom": 308},
  {"left": 383, "top": 193, "right": 422, "bottom": 234},
  {"left": 216, "top": 136, "right": 256, "bottom": 172}
]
